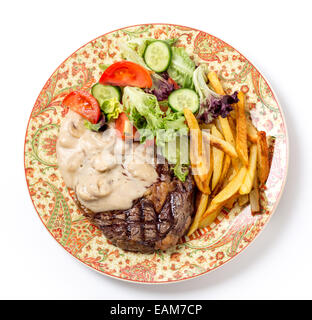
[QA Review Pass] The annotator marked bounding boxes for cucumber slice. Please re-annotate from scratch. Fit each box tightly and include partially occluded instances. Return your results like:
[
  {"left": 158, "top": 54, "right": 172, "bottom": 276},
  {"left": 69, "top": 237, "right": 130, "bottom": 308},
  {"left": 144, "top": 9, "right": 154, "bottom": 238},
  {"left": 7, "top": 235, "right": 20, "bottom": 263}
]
[
  {"left": 144, "top": 41, "right": 172, "bottom": 72},
  {"left": 91, "top": 83, "right": 121, "bottom": 105},
  {"left": 168, "top": 88, "right": 199, "bottom": 113}
]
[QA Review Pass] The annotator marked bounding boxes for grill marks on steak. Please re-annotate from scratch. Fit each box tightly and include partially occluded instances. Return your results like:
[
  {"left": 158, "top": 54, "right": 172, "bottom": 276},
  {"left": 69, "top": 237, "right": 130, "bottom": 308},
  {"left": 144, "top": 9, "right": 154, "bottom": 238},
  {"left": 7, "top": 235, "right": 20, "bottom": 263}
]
[{"left": 75, "top": 162, "right": 195, "bottom": 253}]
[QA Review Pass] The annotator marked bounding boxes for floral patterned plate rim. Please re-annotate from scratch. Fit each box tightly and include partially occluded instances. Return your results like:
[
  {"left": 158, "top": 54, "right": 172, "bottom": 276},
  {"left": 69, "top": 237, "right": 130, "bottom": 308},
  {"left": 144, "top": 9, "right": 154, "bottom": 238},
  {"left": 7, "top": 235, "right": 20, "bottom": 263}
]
[{"left": 24, "top": 23, "right": 288, "bottom": 284}]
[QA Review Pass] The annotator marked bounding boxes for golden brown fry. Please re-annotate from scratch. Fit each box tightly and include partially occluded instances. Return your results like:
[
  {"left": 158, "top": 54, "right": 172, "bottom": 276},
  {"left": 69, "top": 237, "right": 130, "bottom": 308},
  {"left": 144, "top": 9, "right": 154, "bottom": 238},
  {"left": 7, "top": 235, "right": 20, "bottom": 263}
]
[
  {"left": 202, "top": 131, "right": 238, "bottom": 158},
  {"left": 219, "top": 117, "right": 236, "bottom": 147},
  {"left": 250, "top": 189, "right": 260, "bottom": 214},
  {"left": 213, "top": 154, "right": 231, "bottom": 195},
  {"left": 212, "top": 166, "right": 247, "bottom": 204},
  {"left": 184, "top": 108, "right": 210, "bottom": 191},
  {"left": 207, "top": 71, "right": 226, "bottom": 95},
  {"left": 215, "top": 118, "right": 222, "bottom": 134},
  {"left": 199, "top": 123, "right": 213, "bottom": 130},
  {"left": 205, "top": 147, "right": 214, "bottom": 193},
  {"left": 201, "top": 200, "right": 223, "bottom": 220},
  {"left": 238, "top": 194, "right": 249, "bottom": 206},
  {"left": 224, "top": 193, "right": 239, "bottom": 210},
  {"left": 239, "top": 144, "right": 258, "bottom": 194},
  {"left": 247, "top": 119, "right": 258, "bottom": 143},
  {"left": 199, "top": 207, "right": 222, "bottom": 229},
  {"left": 194, "top": 175, "right": 209, "bottom": 194},
  {"left": 236, "top": 92, "right": 249, "bottom": 166},
  {"left": 228, "top": 116, "right": 236, "bottom": 139},
  {"left": 257, "top": 131, "right": 270, "bottom": 184},
  {"left": 211, "top": 125, "right": 224, "bottom": 190},
  {"left": 250, "top": 172, "right": 260, "bottom": 214},
  {"left": 187, "top": 193, "right": 209, "bottom": 236}
]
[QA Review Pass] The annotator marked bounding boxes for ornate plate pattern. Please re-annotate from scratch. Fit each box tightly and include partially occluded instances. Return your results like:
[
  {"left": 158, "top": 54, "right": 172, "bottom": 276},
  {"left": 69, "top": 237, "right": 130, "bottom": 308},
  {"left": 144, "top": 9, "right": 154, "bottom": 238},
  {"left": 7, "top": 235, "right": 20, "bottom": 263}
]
[{"left": 24, "top": 24, "right": 288, "bottom": 283}]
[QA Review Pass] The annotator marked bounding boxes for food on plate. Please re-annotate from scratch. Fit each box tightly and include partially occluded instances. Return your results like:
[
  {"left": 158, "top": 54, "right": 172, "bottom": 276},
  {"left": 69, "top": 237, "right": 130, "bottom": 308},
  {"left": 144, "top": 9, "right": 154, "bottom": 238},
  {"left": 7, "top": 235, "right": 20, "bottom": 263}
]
[
  {"left": 183, "top": 108, "right": 210, "bottom": 193},
  {"left": 144, "top": 40, "right": 172, "bottom": 72},
  {"left": 202, "top": 131, "right": 238, "bottom": 158},
  {"left": 99, "top": 61, "right": 152, "bottom": 88},
  {"left": 247, "top": 119, "right": 258, "bottom": 143},
  {"left": 57, "top": 36, "right": 274, "bottom": 249},
  {"left": 75, "top": 161, "right": 195, "bottom": 253},
  {"left": 250, "top": 173, "right": 261, "bottom": 214},
  {"left": 257, "top": 131, "right": 270, "bottom": 184},
  {"left": 187, "top": 192, "right": 209, "bottom": 236},
  {"left": 62, "top": 90, "right": 100, "bottom": 124},
  {"left": 210, "top": 167, "right": 247, "bottom": 205},
  {"left": 211, "top": 125, "right": 224, "bottom": 190},
  {"left": 238, "top": 194, "right": 249, "bottom": 207},
  {"left": 240, "top": 144, "right": 258, "bottom": 194},
  {"left": 235, "top": 91, "right": 249, "bottom": 166}
]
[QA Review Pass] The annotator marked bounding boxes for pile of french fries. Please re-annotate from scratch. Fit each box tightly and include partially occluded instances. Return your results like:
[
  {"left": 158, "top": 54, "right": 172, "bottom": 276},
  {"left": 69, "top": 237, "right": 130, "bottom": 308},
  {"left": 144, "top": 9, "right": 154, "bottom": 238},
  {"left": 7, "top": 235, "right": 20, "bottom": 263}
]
[{"left": 184, "top": 72, "right": 271, "bottom": 236}]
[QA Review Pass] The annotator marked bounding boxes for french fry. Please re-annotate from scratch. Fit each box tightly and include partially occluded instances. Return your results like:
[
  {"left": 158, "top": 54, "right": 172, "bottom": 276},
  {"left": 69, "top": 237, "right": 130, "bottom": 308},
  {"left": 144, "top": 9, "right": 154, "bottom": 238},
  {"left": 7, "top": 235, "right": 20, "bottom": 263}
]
[
  {"left": 187, "top": 193, "right": 209, "bottom": 236},
  {"left": 236, "top": 91, "right": 249, "bottom": 166},
  {"left": 257, "top": 131, "right": 270, "bottom": 184},
  {"left": 224, "top": 193, "right": 239, "bottom": 210},
  {"left": 229, "top": 108, "right": 258, "bottom": 144},
  {"left": 184, "top": 108, "right": 210, "bottom": 192},
  {"left": 205, "top": 146, "right": 214, "bottom": 193},
  {"left": 250, "top": 174, "right": 260, "bottom": 214},
  {"left": 194, "top": 175, "right": 207, "bottom": 194},
  {"left": 211, "top": 166, "right": 247, "bottom": 204},
  {"left": 219, "top": 117, "right": 236, "bottom": 147},
  {"left": 202, "top": 131, "right": 238, "bottom": 158},
  {"left": 247, "top": 119, "right": 258, "bottom": 143},
  {"left": 199, "top": 206, "right": 222, "bottom": 229},
  {"left": 199, "top": 123, "right": 213, "bottom": 130},
  {"left": 211, "top": 125, "right": 224, "bottom": 190},
  {"left": 215, "top": 118, "right": 222, "bottom": 134},
  {"left": 207, "top": 71, "right": 226, "bottom": 95},
  {"left": 268, "top": 136, "right": 276, "bottom": 168},
  {"left": 250, "top": 189, "right": 260, "bottom": 214},
  {"left": 201, "top": 200, "right": 223, "bottom": 220},
  {"left": 213, "top": 154, "right": 231, "bottom": 195},
  {"left": 239, "top": 144, "right": 258, "bottom": 194},
  {"left": 228, "top": 116, "right": 236, "bottom": 139},
  {"left": 238, "top": 194, "right": 249, "bottom": 206}
]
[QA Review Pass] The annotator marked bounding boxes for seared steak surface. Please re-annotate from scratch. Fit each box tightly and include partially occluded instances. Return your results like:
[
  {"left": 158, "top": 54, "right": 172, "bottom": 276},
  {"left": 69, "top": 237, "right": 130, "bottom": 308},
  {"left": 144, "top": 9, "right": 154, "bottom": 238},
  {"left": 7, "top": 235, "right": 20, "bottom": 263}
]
[{"left": 75, "top": 162, "right": 195, "bottom": 253}]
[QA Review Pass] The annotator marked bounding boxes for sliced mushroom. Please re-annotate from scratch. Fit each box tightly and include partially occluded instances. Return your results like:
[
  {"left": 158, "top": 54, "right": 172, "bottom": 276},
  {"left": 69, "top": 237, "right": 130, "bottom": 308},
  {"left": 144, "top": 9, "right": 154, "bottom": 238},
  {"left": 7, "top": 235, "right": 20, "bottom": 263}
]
[
  {"left": 126, "top": 162, "right": 158, "bottom": 181},
  {"left": 86, "top": 176, "right": 112, "bottom": 197},
  {"left": 68, "top": 119, "right": 85, "bottom": 138},
  {"left": 58, "top": 133, "right": 77, "bottom": 148},
  {"left": 92, "top": 152, "right": 117, "bottom": 172},
  {"left": 67, "top": 152, "right": 84, "bottom": 172},
  {"left": 76, "top": 183, "right": 97, "bottom": 201}
]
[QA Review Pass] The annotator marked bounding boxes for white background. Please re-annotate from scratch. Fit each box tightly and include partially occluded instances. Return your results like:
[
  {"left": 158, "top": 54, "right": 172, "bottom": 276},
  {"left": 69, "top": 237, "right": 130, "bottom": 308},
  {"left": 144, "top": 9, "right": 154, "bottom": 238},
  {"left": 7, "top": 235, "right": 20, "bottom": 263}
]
[{"left": 1, "top": 0, "right": 311, "bottom": 300}]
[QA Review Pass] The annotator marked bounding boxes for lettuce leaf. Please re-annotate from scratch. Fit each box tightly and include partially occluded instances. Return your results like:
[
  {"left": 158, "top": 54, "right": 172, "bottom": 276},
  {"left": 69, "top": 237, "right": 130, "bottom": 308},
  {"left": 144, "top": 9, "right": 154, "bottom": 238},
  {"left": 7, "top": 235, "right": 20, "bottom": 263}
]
[
  {"left": 118, "top": 40, "right": 148, "bottom": 69},
  {"left": 167, "top": 47, "right": 195, "bottom": 88},
  {"left": 100, "top": 97, "right": 122, "bottom": 121},
  {"left": 84, "top": 116, "right": 106, "bottom": 132},
  {"left": 122, "top": 87, "right": 163, "bottom": 131},
  {"left": 173, "top": 162, "right": 189, "bottom": 182}
]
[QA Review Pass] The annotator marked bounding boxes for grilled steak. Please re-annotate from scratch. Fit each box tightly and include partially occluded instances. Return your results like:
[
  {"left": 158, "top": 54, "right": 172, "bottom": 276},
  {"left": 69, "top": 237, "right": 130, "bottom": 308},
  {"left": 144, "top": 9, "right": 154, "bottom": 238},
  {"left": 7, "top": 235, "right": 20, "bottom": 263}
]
[{"left": 74, "top": 162, "right": 196, "bottom": 253}]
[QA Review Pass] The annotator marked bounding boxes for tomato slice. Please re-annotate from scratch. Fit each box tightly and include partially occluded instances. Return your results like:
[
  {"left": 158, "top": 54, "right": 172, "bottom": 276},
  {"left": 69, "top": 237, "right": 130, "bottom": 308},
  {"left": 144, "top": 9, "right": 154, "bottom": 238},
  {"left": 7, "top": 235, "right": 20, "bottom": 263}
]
[
  {"left": 115, "top": 112, "right": 137, "bottom": 140},
  {"left": 62, "top": 90, "right": 100, "bottom": 124},
  {"left": 99, "top": 61, "right": 152, "bottom": 88}
]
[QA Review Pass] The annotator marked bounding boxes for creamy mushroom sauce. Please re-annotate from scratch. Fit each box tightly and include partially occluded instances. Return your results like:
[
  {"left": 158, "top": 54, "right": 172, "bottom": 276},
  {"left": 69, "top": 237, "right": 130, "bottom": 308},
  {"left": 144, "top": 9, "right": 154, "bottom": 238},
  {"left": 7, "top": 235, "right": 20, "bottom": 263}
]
[{"left": 56, "top": 110, "right": 158, "bottom": 212}]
